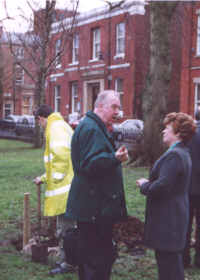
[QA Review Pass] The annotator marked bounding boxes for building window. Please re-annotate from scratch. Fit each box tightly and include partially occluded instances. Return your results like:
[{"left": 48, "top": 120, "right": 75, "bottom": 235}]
[
  {"left": 72, "top": 34, "right": 79, "bottom": 63},
  {"left": 116, "top": 22, "right": 125, "bottom": 56},
  {"left": 55, "top": 39, "right": 61, "bottom": 66},
  {"left": 197, "top": 16, "right": 200, "bottom": 56},
  {"left": 4, "top": 103, "right": 12, "bottom": 117},
  {"left": 15, "top": 64, "right": 24, "bottom": 85},
  {"left": 22, "top": 95, "right": 33, "bottom": 115},
  {"left": 15, "top": 47, "right": 24, "bottom": 59},
  {"left": 71, "top": 82, "right": 79, "bottom": 113},
  {"left": 115, "top": 78, "right": 124, "bottom": 107},
  {"left": 195, "top": 83, "right": 200, "bottom": 113},
  {"left": 54, "top": 85, "right": 61, "bottom": 112},
  {"left": 92, "top": 28, "right": 100, "bottom": 60}
]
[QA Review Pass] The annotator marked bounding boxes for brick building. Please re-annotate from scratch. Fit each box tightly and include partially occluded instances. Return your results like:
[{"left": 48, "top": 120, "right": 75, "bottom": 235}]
[
  {"left": 0, "top": 28, "right": 35, "bottom": 118},
  {"left": 45, "top": 1, "right": 149, "bottom": 121},
  {"left": 0, "top": 1, "right": 192, "bottom": 121},
  {"left": 180, "top": 2, "right": 200, "bottom": 116}
]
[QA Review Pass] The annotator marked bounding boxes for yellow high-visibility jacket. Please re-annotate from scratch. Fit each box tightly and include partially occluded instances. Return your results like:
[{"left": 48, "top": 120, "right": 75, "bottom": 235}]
[{"left": 41, "top": 112, "right": 74, "bottom": 216}]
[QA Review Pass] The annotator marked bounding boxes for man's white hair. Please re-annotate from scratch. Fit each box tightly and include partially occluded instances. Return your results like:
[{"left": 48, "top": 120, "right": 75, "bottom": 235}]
[{"left": 94, "top": 90, "right": 120, "bottom": 108}]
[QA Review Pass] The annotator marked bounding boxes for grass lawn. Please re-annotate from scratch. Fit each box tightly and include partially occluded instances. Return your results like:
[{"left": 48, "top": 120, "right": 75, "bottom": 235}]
[{"left": 0, "top": 139, "right": 200, "bottom": 280}]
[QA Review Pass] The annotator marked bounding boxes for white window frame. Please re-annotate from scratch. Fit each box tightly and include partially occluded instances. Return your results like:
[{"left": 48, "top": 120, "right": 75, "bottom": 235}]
[
  {"left": 71, "top": 82, "right": 79, "bottom": 113},
  {"left": 195, "top": 83, "right": 200, "bottom": 113},
  {"left": 54, "top": 85, "right": 61, "bottom": 112},
  {"left": 15, "top": 64, "right": 24, "bottom": 85},
  {"left": 3, "top": 103, "right": 13, "bottom": 117},
  {"left": 15, "top": 47, "right": 24, "bottom": 59},
  {"left": 72, "top": 34, "right": 79, "bottom": 64},
  {"left": 115, "top": 78, "right": 124, "bottom": 110},
  {"left": 55, "top": 39, "right": 61, "bottom": 67},
  {"left": 92, "top": 28, "right": 100, "bottom": 60},
  {"left": 115, "top": 22, "right": 125, "bottom": 58},
  {"left": 197, "top": 15, "right": 200, "bottom": 56}
]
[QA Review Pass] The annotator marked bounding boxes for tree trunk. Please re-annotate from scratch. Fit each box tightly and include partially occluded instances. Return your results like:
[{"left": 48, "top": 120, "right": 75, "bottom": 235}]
[
  {"left": 0, "top": 42, "right": 4, "bottom": 115},
  {"left": 33, "top": 73, "right": 46, "bottom": 148},
  {"left": 142, "top": 2, "right": 178, "bottom": 166}
]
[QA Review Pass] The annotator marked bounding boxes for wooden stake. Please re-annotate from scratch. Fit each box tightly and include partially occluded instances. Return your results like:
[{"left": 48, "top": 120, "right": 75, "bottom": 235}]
[
  {"left": 37, "top": 184, "right": 41, "bottom": 229},
  {"left": 23, "top": 192, "right": 31, "bottom": 249}
]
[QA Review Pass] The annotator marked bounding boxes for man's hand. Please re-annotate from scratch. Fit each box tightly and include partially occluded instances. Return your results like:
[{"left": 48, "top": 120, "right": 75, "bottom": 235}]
[
  {"left": 115, "top": 145, "right": 129, "bottom": 162},
  {"left": 136, "top": 178, "right": 149, "bottom": 187},
  {"left": 33, "top": 176, "right": 43, "bottom": 185}
]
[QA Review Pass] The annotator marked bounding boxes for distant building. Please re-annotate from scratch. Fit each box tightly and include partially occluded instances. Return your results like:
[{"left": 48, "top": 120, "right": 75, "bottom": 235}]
[{"left": 0, "top": 27, "right": 35, "bottom": 117}]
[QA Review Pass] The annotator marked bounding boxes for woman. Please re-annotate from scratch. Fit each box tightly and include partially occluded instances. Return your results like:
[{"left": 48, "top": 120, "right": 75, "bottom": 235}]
[{"left": 136, "top": 112, "right": 196, "bottom": 280}]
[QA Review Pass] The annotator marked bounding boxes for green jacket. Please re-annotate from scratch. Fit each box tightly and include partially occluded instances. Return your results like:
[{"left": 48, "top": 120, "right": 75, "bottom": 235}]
[{"left": 65, "top": 111, "right": 127, "bottom": 223}]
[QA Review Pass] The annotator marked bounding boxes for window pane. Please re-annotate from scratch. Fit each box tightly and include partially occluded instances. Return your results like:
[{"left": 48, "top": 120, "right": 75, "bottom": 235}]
[
  {"left": 71, "top": 82, "right": 79, "bottom": 113},
  {"left": 116, "top": 22, "right": 125, "bottom": 55},
  {"left": 197, "top": 16, "right": 200, "bottom": 55},
  {"left": 55, "top": 85, "right": 61, "bottom": 112},
  {"left": 93, "top": 28, "right": 100, "bottom": 59}
]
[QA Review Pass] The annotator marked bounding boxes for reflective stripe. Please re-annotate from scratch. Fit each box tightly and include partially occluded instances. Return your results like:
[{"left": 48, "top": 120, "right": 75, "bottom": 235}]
[
  {"left": 52, "top": 172, "right": 65, "bottom": 180},
  {"left": 45, "top": 184, "right": 71, "bottom": 197},
  {"left": 44, "top": 153, "right": 53, "bottom": 163},
  {"left": 50, "top": 140, "right": 70, "bottom": 149}
]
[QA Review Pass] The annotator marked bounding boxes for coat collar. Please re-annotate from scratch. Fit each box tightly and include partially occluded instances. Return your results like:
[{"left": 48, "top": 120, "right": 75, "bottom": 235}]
[
  {"left": 86, "top": 111, "right": 115, "bottom": 148},
  {"left": 86, "top": 111, "right": 107, "bottom": 134}
]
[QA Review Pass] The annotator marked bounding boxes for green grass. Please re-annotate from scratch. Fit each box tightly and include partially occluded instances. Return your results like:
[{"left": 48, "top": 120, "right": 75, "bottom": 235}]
[{"left": 0, "top": 139, "right": 200, "bottom": 280}]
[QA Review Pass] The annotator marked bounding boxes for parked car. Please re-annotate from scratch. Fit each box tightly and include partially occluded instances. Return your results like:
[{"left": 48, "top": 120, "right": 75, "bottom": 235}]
[
  {"left": 0, "top": 115, "right": 22, "bottom": 131},
  {"left": 112, "top": 119, "right": 144, "bottom": 159},
  {"left": 15, "top": 115, "right": 35, "bottom": 136}
]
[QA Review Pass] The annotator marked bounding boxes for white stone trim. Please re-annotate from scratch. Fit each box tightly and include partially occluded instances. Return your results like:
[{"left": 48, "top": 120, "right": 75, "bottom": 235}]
[
  {"left": 65, "top": 67, "right": 78, "bottom": 72},
  {"left": 193, "top": 77, "right": 200, "bottom": 83},
  {"left": 50, "top": 73, "right": 64, "bottom": 78},
  {"left": 108, "top": 63, "right": 130, "bottom": 70},
  {"left": 51, "top": 1, "right": 145, "bottom": 34}
]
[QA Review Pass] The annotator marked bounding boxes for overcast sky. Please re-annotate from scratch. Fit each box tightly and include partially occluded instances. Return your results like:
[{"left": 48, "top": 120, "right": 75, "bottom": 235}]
[{"left": 0, "top": 0, "right": 115, "bottom": 32}]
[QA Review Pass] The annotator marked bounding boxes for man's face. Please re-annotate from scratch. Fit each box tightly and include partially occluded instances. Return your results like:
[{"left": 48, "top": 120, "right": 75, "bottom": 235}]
[{"left": 101, "top": 95, "right": 121, "bottom": 126}]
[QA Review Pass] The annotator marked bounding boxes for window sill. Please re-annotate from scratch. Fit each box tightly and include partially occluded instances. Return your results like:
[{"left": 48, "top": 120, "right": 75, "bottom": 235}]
[
  {"left": 114, "top": 54, "right": 125, "bottom": 60},
  {"left": 68, "top": 62, "right": 79, "bottom": 66},
  {"left": 89, "top": 58, "right": 99, "bottom": 63},
  {"left": 56, "top": 64, "right": 62, "bottom": 69}
]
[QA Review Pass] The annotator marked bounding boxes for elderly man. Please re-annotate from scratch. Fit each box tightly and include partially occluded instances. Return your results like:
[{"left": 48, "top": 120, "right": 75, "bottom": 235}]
[
  {"left": 65, "top": 90, "right": 128, "bottom": 280},
  {"left": 34, "top": 104, "right": 74, "bottom": 274}
]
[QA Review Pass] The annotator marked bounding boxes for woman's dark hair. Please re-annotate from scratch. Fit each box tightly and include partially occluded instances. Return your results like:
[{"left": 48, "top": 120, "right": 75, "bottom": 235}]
[
  {"left": 34, "top": 105, "right": 53, "bottom": 119},
  {"left": 163, "top": 112, "right": 196, "bottom": 143}
]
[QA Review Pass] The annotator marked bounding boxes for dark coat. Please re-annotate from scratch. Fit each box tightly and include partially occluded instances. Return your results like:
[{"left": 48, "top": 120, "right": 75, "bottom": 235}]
[
  {"left": 65, "top": 111, "right": 127, "bottom": 223},
  {"left": 140, "top": 143, "right": 192, "bottom": 252},
  {"left": 187, "top": 122, "right": 200, "bottom": 195}
]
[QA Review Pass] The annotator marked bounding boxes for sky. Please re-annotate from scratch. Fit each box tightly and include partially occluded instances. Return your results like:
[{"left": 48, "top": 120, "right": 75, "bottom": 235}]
[{"left": 0, "top": 0, "right": 117, "bottom": 32}]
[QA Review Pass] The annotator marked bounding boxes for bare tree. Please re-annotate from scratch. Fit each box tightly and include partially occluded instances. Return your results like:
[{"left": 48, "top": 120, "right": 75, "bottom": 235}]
[{"left": 5, "top": 0, "right": 79, "bottom": 147}]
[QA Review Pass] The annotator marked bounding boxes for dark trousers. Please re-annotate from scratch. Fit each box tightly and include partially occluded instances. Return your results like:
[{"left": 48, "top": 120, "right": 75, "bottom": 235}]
[
  {"left": 155, "top": 250, "right": 184, "bottom": 280},
  {"left": 183, "top": 195, "right": 200, "bottom": 262},
  {"left": 77, "top": 221, "right": 116, "bottom": 280}
]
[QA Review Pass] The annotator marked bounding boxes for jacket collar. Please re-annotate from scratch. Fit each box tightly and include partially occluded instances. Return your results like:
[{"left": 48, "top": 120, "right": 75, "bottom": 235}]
[
  {"left": 86, "top": 111, "right": 114, "bottom": 146},
  {"left": 86, "top": 111, "right": 107, "bottom": 134}
]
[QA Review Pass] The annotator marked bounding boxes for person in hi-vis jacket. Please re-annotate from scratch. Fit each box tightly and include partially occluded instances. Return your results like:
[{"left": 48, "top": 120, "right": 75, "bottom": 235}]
[{"left": 34, "top": 104, "right": 74, "bottom": 274}]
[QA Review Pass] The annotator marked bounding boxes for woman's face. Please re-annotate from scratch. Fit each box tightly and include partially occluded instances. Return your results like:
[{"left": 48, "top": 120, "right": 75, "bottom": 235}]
[{"left": 162, "top": 123, "right": 180, "bottom": 147}]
